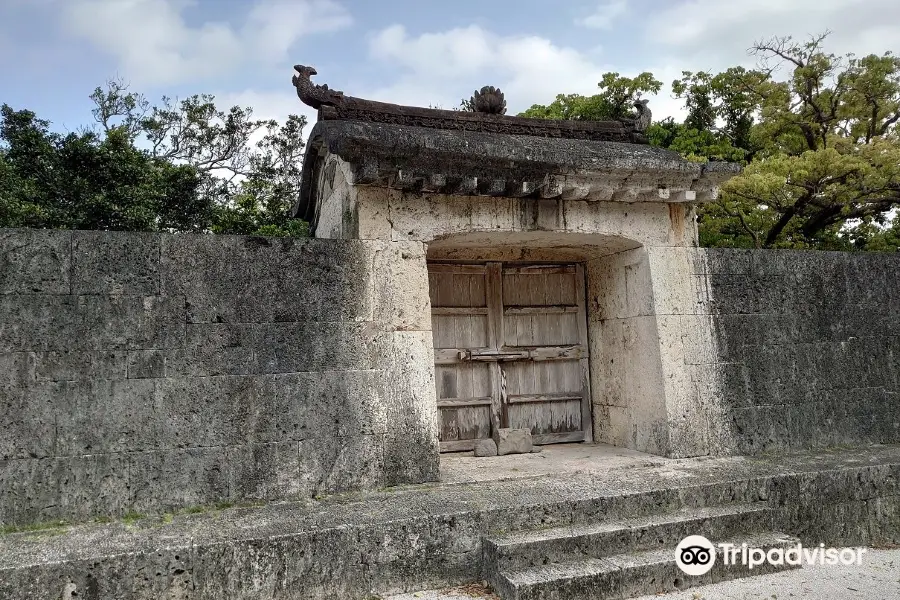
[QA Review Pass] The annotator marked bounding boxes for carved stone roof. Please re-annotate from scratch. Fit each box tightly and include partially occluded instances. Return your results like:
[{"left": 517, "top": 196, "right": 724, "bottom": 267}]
[
  {"left": 294, "top": 120, "right": 742, "bottom": 223},
  {"left": 292, "top": 65, "right": 648, "bottom": 144}
]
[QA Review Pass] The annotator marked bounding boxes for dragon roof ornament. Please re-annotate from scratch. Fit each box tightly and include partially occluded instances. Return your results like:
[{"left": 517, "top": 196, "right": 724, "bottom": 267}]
[{"left": 292, "top": 65, "right": 651, "bottom": 143}]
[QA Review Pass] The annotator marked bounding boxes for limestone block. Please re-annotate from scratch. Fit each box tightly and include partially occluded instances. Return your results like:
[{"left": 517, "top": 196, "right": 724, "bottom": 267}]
[
  {"left": 273, "top": 370, "right": 387, "bottom": 439},
  {"left": 0, "top": 294, "right": 79, "bottom": 352},
  {"left": 55, "top": 378, "right": 160, "bottom": 455},
  {"left": 55, "top": 452, "right": 134, "bottom": 523},
  {"left": 0, "top": 456, "right": 67, "bottom": 524},
  {"left": 493, "top": 428, "right": 533, "bottom": 455},
  {"left": 0, "top": 228, "right": 71, "bottom": 294},
  {"left": 154, "top": 375, "right": 278, "bottom": 449},
  {"left": 126, "top": 349, "right": 165, "bottom": 379},
  {"left": 380, "top": 331, "right": 440, "bottom": 485},
  {"left": 474, "top": 438, "right": 498, "bottom": 457},
  {"left": 72, "top": 230, "right": 160, "bottom": 295},
  {"left": 160, "top": 234, "right": 374, "bottom": 324},
  {"left": 586, "top": 248, "right": 652, "bottom": 322},
  {"left": 127, "top": 447, "right": 231, "bottom": 515},
  {"left": 355, "top": 186, "right": 393, "bottom": 240},
  {"left": 646, "top": 246, "right": 700, "bottom": 316},
  {"left": 373, "top": 241, "right": 431, "bottom": 331},
  {"left": 33, "top": 350, "right": 127, "bottom": 382},
  {"left": 0, "top": 352, "right": 35, "bottom": 389},
  {"left": 255, "top": 321, "right": 386, "bottom": 374},
  {"left": 298, "top": 434, "right": 386, "bottom": 496},
  {"left": 171, "top": 323, "right": 258, "bottom": 377},
  {"left": 0, "top": 382, "right": 64, "bottom": 460},
  {"left": 227, "top": 442, "right": 302, "bottom": 501}
]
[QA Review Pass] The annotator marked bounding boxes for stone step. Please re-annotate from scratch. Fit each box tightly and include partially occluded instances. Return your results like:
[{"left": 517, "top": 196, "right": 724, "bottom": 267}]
[
  {"left": 484, "top": 502, "right": 772, "bottom": 573},
  {"left": 491, "top": 531, "right": 801, "bottom": 600}
]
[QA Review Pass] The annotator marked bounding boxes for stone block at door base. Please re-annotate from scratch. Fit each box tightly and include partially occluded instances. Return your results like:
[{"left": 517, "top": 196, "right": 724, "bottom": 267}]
[
  {"left": 474, "top": 439, "right": 498, "bottom": 457},
  {"left": 494, "top": 428, "right": 533, "bottom": 455}
]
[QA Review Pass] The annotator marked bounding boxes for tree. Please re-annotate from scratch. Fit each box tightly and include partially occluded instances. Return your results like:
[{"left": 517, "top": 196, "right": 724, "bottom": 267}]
[
  {"left": 89, "top": 80, "right": 309, "bottom": 237},
  {"left": 515, "top": 33, "right": 900, "bottom": 251},
  {"left": 0, "top": 104, "right": 207, "bottom": 232},
  {"left": 519, "top": 72, "right": 662, "bottom": 120},
  {"left": 701, "top": 34, "right": 900, "bottom": 249},
  {"left": 1, "top": 80, "right": 310, "bottom": 236}
]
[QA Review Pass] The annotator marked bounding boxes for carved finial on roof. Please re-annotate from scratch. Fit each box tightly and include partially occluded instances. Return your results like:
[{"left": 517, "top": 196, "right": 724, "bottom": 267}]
[
  {"left": 470, "top": 86, "right": 507, "bottom": 115},
  {"left": 292, "top": 65, "right": 345, "bottom": 109},
  {"left": 633, "top": 98, "right": 651, "bottom": 132}
]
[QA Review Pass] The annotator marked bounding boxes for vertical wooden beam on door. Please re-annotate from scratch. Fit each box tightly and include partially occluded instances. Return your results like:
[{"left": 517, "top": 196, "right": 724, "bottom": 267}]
[
  {"left": 486, "top": 262, "right": 506, "bottom": 432},
  {"left": 575, "top": 263, "right": 593, "bottom": 443}
]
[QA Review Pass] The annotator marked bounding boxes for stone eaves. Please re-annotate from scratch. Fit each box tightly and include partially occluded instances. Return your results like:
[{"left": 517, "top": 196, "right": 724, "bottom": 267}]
[{"left": 294, "top": 120, "right": 741, "bottom": 222}]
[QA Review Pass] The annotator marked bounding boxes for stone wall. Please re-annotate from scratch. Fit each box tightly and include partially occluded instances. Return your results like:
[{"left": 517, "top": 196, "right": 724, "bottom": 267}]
[
  {"left": 704, "top": 249, "right": 900, "bottom": 454},
  {"left": 0, "top": 228, "right": 438, "bottom": 527}
]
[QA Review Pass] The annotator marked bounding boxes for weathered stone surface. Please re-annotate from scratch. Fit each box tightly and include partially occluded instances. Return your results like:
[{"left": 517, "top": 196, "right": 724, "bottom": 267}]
[
  {"left": 474, "top": 439, "right": 498, "bottom": 457},
  {"left": 0, "top": 446, "right": 897, "bottom": 600},
  {"left": 296, "top": 121, "right": 739, "bottom": 225},
  {"left": 71, "top": 230, "right": 160, "bottom": 295},
  {"left": 494, "top": 428, "right": 533, "bottom": 456},
  {"left": 0, "top": 228, "right": 440, "bottom": 525},
  {"left": 0, "top": 228, "right": 70, "bottom": 294},
  {"left": 702, "top": 249, "right": 900, "bottom": 454}
]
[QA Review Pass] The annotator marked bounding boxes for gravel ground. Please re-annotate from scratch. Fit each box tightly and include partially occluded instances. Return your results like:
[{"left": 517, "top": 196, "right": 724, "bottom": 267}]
[{"left": 385, "top": 548, "right": 900, "bottom": 600}]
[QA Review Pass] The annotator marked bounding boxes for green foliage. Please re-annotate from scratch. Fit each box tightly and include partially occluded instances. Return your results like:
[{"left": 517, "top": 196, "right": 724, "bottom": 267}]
[
  {"left": 520, "top": 72, "right": 662, "bottom": 121},
  {"left": 0, "top": 105, "right": 207, "bottom": 232},
  {"left": 1, "top": 80, "right": 310, "bottom": 236},
  {"left": 701, "top": 34, "right": 900, "bottom": 249},
  {"left": 522, "top": 33, "right": 900, "bottom": 251}
]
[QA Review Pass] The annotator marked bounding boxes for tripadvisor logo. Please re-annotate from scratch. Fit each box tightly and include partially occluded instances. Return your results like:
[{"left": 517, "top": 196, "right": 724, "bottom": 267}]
[
  {"left": 675, "top": 535, "right": 868, "bottom": 575},
  {"left": 675, "top": 535, "right": 716, "bottom": 576}
]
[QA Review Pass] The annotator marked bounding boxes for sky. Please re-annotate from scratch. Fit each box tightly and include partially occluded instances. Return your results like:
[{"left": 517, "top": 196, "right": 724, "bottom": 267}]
[{"left": 2, "top": 0, "right": 900, "bottom": 138}]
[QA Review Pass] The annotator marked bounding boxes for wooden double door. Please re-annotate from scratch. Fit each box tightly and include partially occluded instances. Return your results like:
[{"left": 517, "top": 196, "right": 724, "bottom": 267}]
[{"left": 428, "top": 262, "right": 592, "bottom": 452}]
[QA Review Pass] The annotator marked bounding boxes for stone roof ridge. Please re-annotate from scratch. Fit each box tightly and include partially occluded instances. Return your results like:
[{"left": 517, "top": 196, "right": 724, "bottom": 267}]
[{"left": 292, "top": 64, "right": 649, "bottom": 144}]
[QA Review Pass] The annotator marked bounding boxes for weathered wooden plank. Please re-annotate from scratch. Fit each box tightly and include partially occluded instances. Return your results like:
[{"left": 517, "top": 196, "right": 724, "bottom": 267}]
[
  {"left": 575, "top": 263, "right": 592, "bottom": 443},
  {"left": 427, "top": 263, "right": 487, "bottom": 274},
  {"left": 532, "top": 430, "right": 586, "bottom": 445},
  {"left": 529, "top": 345, "right": 585, "bottom": 361},
  {"left": 487, "top": 262, "right": 504, "bottom": 432},
  {"left": 431, "top": 307, "right": 489, "bottom": 316},
  {"left": 438, "top": 396, "right": 492, "bottom": 408},
  {"left": 504, "top": 306, "right": 579, "bottom": 315},
  {"left": 440, "top": 439, "right": 477, "bottom": 453},
  {"left": 508, "top": 393, "right": 584, "bottom": 404},
  {"left": 503, "top": 265, "right": 576, "bottom": 275}
]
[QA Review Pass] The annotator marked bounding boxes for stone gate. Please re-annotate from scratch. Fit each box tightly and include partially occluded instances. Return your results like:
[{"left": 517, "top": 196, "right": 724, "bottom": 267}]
[{"left": 293, "top": 66, "right": 740, "bottom": 459}]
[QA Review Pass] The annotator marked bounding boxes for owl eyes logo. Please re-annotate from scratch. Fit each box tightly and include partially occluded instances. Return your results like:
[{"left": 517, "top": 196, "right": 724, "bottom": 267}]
[
  {"left": 675, "top": 535, "right": 716, "bottom": 575},
  {"left": 680, "top": 545, "right": 712, "bottom": 565}
]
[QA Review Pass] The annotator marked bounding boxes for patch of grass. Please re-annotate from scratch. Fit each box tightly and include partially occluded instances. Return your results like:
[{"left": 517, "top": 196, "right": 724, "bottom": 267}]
[
  {"left": 871, "top": 541, "right": 900, "bottom": 550},
  {"left": 0, "top": 520, "right": 70, "bottom": 536},
  {"left": 121, "top": 511, "right": 145, "bottom": 526}
]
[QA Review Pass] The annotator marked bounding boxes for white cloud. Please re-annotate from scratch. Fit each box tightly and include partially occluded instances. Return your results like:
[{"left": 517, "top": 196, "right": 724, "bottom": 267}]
[
  {"left": 365, "top": 24, "right": 624, "bottom": 116},
  {"left": 646, "top": 0, "right": 900, "bottom": 61},
  {"left": 637, "top": 0, "right": 900, "bottom": 115},
  {"left": 60, "top": 0, "right": 352, "bottom": 86},
  {"left": 577, "top": 1, "right": 628, "bottom": 30}
]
